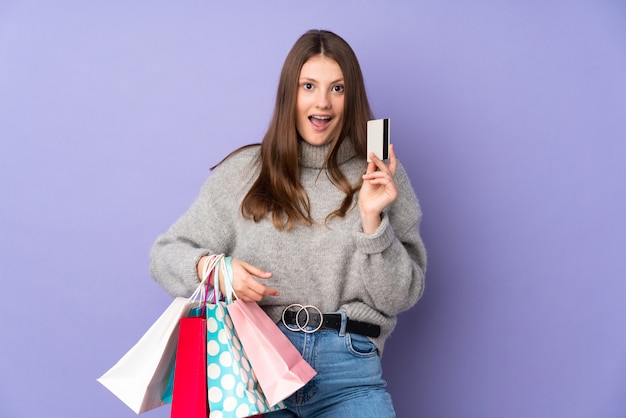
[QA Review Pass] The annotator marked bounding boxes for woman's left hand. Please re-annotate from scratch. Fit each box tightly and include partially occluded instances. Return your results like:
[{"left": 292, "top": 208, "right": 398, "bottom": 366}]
[{"left": 359, "top": 144, "right": 398, "bottom": 234}]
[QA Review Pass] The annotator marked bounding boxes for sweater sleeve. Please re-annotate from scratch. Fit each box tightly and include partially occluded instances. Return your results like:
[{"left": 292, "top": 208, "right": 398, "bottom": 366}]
[
  {"left": 149, "top": 149, "right": 258, "bottom": 297},
  {"left": 352, "top": 161, "right": 427, "bottom": 316}
]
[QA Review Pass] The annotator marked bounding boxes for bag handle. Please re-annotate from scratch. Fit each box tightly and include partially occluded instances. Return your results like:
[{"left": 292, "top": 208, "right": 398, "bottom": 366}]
[
  {"left": 221, "top": 256, "right": 238, "bottom": 303},
  {"left": 182, "top": 254, "right": 218, "bottom": 316},
  {"left": 203, "top": 254, "right": 225, "bottom": 304},
  {"left": 188, "top": 255, "right": 215, "bottom": 303},
  {"left": 197, "top": 254, "right": 239, "bottom": 305}
]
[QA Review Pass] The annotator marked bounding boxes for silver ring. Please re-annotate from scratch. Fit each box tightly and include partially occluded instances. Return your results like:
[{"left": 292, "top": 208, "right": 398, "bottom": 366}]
[
  {"left": 300, "top": 305, "right": 323, "bottom": 333},
  {"left": 282, "top": 303, "right": 306, "bottom": 332},
  {"left": 281, "top": 304, "right": 324, "bottom": 333}
]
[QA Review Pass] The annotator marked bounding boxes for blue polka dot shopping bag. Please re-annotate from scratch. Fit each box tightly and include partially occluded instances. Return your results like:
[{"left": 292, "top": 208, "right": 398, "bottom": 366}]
[{"left": 206, "top": 301, "right": 284, "bottom": 417}]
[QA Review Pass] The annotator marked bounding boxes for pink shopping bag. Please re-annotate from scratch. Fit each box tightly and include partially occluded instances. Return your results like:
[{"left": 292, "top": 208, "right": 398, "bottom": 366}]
[{"left": 227, "top": 300, "right": 316, "bottom": 406}]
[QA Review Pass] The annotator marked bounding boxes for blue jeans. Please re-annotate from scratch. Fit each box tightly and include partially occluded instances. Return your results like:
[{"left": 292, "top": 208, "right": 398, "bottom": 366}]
[{"left": 263, "top": 315, "right": 396, "bottom": 418}]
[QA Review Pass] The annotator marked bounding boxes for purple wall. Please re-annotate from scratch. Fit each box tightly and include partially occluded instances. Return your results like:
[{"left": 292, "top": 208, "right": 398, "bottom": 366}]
[{"left": 1, "top": 1, "right": 625, "bottom": 417}]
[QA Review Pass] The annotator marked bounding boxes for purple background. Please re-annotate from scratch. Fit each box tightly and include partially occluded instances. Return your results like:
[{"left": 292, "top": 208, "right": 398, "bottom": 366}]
[{"left": 1, "top": 1, "right": 625, "bottom": 417}]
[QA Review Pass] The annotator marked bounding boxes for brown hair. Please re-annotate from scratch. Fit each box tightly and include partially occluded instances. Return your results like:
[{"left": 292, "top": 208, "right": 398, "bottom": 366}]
[{"left": 241, "top": 29, "right": 373, "bottom": 230}]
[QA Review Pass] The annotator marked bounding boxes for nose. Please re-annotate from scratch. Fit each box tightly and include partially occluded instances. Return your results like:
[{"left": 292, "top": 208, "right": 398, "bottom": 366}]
[{"left": 315, "top": 90, "right": 331, "bottom": 109}]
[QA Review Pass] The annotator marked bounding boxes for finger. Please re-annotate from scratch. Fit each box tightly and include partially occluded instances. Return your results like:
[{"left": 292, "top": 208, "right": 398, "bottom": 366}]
[
  {"left": 370, "top": 151, "right": 392, "bottom": 174},
  {"left": 238, "top": 260, "right": 272, "bottom": 279},
  {"left": 232, "top": 277, "right": 261, "bottom": 302},
  {"left": 248, "top": 279, "right": 280, "bottom": 297},
  {"left": 234, "top": 273, "right": 279, "bottom": 296},
  {"left": 388, "top": 144, "right": 397, "bottom": 175},
  {"left": 364, "top": 175, "right": 393, "bottom": 185},
  {"left": 362, "top": 169, "right": 393, "bottom": 182},
  {"left": 365, "top": 157, "right": 377, "bottom": 174},
  {"left": 238, "top": 281, "right": 280, "bottom": 303}
]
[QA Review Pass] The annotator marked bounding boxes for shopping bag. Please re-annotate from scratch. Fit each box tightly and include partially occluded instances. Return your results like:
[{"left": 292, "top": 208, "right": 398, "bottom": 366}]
[
  {"left": 220, "top": 256, "right": 315, "bottom": 406},
  {"left": 171, "top": 313, "right": 208, "bottom": 418},
  {"left": 227, "top": 300, "right": 316, "bottom": 406},
  {"left": 97, "top": 296, "right": 192, "bottom": 414},
  {"left": 161, "top": 362, "right": 175, "bottom": 404},
  {"left": 169, "top": 255, "right": 225, "bottom": 417},
  {"left": 206, "top": 301, "right": 285, "bottom": 417},
  {"left": 98, "top": 260, "right": 214, "bottom": 414}
]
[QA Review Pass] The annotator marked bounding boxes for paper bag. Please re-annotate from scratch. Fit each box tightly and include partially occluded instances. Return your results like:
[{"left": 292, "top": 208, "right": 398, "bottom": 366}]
[{"left": 97, "top": 297, "right": 191, "bottom": 414}]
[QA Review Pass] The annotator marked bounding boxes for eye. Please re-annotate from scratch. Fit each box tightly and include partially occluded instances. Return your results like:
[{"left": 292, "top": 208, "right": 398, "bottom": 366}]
[
  {"left": 332, "top": 85, "right": 345, "bottom": 93},
  {"left": 303, "top": 83, "right": 314, "bottom": 90}
]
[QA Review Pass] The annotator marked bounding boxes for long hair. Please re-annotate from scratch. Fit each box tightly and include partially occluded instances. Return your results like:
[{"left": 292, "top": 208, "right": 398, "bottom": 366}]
[{"left": 241, "top": 29, "right": 374, "bottom": 230}]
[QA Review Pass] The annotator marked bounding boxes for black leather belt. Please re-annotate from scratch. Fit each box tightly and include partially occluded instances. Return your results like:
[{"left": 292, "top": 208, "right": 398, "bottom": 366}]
[{"left": 282, "top": 306, "right": 380, "bottom": 338}]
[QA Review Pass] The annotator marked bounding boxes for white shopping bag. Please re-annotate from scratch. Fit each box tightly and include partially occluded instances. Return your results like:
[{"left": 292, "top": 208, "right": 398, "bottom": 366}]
[{"left": 97, "top": 297, "right": 192, "bottom": 414}]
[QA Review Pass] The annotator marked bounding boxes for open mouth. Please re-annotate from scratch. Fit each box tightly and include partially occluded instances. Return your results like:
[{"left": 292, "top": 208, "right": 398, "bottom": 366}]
[{"left": 309, "top": 115, "right": 332, "bottom": 129}]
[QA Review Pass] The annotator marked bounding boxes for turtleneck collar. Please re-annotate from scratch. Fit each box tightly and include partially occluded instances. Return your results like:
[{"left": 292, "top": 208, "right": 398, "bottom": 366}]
[{"left": 298, "top": 138, "right": 357, "bottom": 169}]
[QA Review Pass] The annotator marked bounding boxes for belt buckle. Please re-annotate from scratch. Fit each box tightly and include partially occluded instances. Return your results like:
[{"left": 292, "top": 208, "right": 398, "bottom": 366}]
[{"left": 281, "top": 304, "right": 324, "bottom": 333}]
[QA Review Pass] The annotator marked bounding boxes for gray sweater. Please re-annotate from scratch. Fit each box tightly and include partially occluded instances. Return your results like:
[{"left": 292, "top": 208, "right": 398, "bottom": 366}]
[{"left": 150, "top": 138, "right": 426, "bottom": 353}]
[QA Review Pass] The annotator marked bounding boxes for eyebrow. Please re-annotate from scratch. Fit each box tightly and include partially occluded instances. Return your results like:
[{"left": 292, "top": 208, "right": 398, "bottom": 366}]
[{"left": 299, "top": 77, "right": 345, "bottom": 84}]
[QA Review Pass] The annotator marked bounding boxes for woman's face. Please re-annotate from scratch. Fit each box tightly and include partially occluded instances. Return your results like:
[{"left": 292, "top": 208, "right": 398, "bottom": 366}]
[{"left": 295, "top": 55, "right": 345, "bottom": 146}]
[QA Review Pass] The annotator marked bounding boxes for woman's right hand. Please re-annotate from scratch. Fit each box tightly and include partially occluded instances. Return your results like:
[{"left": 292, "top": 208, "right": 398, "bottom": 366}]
[{"left": 196, "top": 256, "right": 280, "bottom": 303}]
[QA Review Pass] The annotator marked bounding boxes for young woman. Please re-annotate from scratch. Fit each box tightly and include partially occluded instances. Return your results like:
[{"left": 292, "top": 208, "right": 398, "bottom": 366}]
[{"left": 150, "top": 29, "right": 426, "bottom": 417}]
